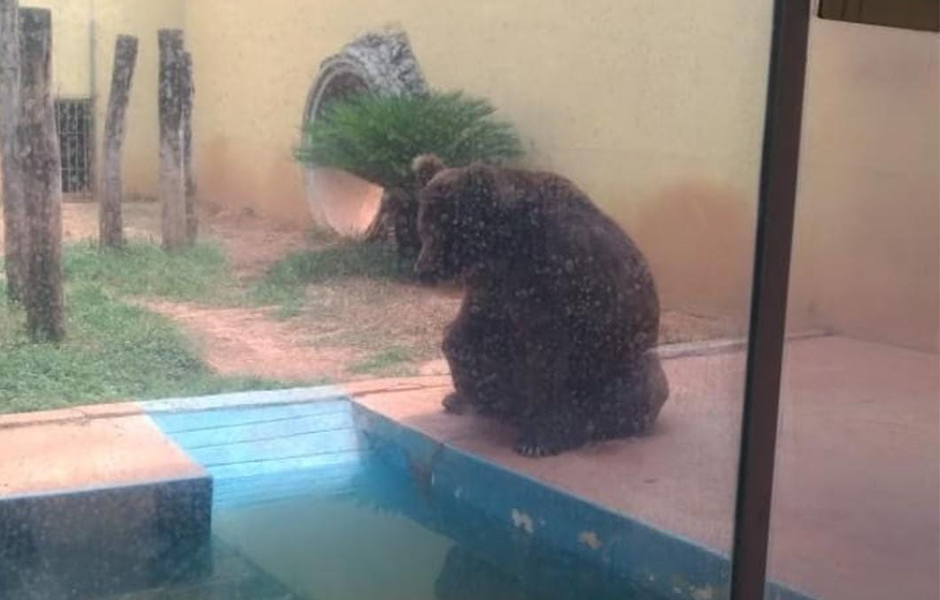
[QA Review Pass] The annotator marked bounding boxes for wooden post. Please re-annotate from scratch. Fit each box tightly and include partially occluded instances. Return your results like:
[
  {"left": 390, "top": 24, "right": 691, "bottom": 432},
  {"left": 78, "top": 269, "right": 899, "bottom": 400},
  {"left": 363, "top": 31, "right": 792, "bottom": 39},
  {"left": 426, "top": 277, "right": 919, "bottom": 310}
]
[
  {"left": 158, "top": 29, "right": 185, "bottom": 251},
  {"left": 17, "top": 8, "right": 64, "bottom": 341},
  {"left": 181, "top": 50, "right": 197, "bottom": 245},
  {"left": 0, "top": 0, "right": 27, "bottom": 303},
  {"left": 99, "top": 34, "right": 138, "bottom": 249}
]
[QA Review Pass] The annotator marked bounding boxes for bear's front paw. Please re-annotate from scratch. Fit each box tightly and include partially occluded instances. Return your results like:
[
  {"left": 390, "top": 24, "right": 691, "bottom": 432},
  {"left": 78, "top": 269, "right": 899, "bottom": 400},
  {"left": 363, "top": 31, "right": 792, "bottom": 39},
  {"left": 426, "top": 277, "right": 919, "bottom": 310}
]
[
  {"left": 514, "top": 420, "right": 585, "bottom": 458},
  {"left": 514, "top": 435, "right": 559, "bottom": 457}
]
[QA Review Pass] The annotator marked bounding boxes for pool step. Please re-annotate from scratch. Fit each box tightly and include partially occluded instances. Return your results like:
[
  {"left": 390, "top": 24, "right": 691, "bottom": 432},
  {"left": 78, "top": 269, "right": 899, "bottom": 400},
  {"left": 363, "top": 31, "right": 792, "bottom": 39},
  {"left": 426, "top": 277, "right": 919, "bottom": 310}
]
[{"left": 147, "top": 397, "right": 368, "bottom": 508}]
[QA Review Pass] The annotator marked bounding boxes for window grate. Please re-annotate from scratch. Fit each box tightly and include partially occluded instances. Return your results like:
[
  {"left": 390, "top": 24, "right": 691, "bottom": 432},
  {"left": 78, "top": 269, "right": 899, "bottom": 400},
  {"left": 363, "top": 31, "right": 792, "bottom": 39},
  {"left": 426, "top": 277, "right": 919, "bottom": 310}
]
[{"left": 54, "top": 98, "right": 95, "bottom": 196}]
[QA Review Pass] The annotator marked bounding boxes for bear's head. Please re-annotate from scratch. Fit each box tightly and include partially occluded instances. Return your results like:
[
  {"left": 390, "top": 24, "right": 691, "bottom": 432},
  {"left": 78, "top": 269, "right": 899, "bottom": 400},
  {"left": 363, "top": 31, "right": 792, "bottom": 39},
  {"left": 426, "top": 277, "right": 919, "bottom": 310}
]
[{"left": 411, "top": 155, "right": 506, "bottom": 283}]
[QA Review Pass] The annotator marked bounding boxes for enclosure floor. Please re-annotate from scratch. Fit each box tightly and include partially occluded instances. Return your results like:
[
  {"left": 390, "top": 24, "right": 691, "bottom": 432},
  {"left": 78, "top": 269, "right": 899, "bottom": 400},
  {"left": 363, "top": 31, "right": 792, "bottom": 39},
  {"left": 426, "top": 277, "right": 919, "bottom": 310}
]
[{"left": 353, "top": 335, "right": 940, "bottom": 600}]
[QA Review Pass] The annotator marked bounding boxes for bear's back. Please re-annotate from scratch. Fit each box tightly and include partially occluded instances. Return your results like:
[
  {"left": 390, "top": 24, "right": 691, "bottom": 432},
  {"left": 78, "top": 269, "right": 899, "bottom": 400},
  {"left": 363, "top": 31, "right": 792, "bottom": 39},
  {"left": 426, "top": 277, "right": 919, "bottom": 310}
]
[{"left": 495, "top": 168, "right": 660, "bottom": 348}]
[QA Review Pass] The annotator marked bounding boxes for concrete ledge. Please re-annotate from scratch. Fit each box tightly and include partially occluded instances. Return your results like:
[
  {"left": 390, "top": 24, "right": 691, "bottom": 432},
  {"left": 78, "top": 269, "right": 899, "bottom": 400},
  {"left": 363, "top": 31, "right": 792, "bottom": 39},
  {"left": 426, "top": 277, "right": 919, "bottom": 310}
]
[
  {"left": 0, "top": 406, "right": 213, "bottom": 599},
  {"left": 0, "top": 477, "right": 212, "bottom": 600}
]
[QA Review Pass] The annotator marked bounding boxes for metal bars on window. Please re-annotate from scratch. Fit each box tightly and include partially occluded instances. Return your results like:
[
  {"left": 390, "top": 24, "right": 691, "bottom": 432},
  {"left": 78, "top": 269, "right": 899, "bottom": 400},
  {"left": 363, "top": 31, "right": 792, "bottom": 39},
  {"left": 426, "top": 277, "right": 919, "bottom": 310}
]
[{"left": 54, "top": 98, "right": 94, "bottom": 196}]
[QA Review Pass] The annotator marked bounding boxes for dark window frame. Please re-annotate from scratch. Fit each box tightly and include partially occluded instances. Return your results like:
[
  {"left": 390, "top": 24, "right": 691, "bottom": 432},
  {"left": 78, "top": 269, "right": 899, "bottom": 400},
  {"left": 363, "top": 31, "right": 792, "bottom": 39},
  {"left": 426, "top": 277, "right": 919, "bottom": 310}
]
[
  {"left": 817, "top": 0, "right": 940, "bottom": 31},
  {"left": 731, "top": 0, "right": 810, "bottom": 598}
]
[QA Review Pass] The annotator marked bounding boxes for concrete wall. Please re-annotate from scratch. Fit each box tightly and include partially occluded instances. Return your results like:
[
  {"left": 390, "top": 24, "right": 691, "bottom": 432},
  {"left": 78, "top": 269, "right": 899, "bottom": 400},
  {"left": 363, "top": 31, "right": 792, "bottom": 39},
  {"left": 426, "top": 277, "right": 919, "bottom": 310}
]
[
  {"left": 791, "top": 18, "right": 939, "bottom": 351},
  {"left": 184, "top": 0, "right": 775, "bottom": 322}
]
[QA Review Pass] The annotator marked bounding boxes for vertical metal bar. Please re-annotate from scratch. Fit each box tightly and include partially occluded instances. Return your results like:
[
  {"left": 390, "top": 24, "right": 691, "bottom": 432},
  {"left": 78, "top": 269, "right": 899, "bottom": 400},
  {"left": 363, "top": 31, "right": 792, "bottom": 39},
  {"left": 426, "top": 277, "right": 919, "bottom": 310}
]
[
  {"left": 82, "top": 98, "right": 91, "bottom": 194},
  {"left": 86, "top": 97, "right": 94, "bottom": 195},
  {"left": 88, "top": 4, "right": 97, "bottom": 195},
  {"left": 731, "top": 1, "right": 810, "bottom": 599}
]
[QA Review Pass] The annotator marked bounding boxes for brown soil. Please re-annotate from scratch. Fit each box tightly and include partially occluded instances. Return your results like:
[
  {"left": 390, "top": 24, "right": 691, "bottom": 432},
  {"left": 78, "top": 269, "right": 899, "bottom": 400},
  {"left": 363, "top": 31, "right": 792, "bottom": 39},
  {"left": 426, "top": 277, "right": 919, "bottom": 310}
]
[
  {"left": 198, "top": 206, "right": 311, "bottom": 281},
  {"left": 139, "top": 276, "right": 462, "bottom": 383},
  {"left": 141, "top": 300, "right": 357, "bottom": 382},
  {"left": 3, "top": 201, "right": 743, "bottom": 384}
]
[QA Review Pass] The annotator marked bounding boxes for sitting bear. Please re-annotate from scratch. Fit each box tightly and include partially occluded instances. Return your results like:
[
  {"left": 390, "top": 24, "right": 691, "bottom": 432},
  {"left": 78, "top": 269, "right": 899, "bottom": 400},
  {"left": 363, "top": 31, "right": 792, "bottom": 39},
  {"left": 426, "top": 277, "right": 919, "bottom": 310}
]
[{"left": 412, "top": 155, "right": 669, "bottom": 457}]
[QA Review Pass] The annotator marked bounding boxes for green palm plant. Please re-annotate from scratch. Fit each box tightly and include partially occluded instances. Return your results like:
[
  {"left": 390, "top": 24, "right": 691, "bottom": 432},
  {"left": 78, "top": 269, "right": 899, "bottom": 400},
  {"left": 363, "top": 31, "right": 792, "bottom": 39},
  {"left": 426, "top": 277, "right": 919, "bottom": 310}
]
[
  {"left": 295, "top": 91, "right": 524, "bottom": 263},
  {"left": 295, "top": 91, "right": 523, "bottom": 190}
]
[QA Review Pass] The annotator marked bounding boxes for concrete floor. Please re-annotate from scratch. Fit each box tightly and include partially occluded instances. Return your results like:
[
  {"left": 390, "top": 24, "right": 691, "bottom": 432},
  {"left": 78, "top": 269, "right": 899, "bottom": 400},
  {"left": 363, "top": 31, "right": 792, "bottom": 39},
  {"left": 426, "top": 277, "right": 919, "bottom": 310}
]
[{"left": 354, "top": 336, "right": 940, "bottom": 600}]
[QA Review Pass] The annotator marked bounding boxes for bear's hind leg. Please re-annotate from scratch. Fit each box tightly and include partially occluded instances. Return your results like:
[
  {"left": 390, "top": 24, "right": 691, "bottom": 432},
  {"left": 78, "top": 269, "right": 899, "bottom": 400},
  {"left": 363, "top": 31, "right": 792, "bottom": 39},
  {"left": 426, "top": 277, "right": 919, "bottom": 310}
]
[
  {"left": 513, "top": 334, "right": 589, "bottom": 457},
  {"left": 589, "top": 350, "right": 669, "bottom": 441}
]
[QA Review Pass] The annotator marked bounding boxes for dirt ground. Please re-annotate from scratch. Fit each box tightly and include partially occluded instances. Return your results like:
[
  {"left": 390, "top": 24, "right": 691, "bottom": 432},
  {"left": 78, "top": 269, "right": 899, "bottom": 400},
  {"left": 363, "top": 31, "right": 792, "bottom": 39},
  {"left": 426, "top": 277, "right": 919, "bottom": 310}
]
[{"left": 3, "top": 202, "right": 744, "bottom": 384}]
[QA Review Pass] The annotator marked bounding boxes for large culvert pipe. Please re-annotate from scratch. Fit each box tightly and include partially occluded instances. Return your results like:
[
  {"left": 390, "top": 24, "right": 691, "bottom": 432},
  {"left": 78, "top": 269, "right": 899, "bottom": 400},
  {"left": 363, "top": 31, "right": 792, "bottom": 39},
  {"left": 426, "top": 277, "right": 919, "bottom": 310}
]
[{"left": 300, "top": 29, "right": 428, "bottom": 236}]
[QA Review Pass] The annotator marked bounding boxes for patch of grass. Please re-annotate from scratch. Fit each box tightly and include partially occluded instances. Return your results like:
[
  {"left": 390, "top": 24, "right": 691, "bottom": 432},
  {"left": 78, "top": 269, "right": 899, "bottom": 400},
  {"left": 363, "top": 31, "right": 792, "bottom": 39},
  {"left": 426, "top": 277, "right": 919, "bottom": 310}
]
[
  {"left": 348, "top": 345, "right": 415, "bottom": 376},
  {"left": 252, "top": 241, "right": 408, "bottom": 315},
  {"left": 1, "top": 243, "right": 312, "bottom": 414},
  {"left": 63, "top": 241, "right": 242, "bottom": 304},
  {"left": 0, "top": 283, "right": 301, "bottom": 414}
]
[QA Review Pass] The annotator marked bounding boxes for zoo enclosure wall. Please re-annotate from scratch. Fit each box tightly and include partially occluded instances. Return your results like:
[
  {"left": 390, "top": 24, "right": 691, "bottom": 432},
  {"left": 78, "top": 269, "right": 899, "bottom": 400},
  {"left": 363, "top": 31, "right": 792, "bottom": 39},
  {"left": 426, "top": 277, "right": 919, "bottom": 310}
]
[{"left": 0, "top": 0, "right": 936, "bottom": 352}]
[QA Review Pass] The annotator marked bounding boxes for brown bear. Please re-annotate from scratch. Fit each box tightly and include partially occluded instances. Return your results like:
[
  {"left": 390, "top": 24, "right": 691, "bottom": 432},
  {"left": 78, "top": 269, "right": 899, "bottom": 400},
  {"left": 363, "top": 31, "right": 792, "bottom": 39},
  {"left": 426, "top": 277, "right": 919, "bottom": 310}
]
[{"left": 413, "top": 155, "right": 668, "bottom": 457}]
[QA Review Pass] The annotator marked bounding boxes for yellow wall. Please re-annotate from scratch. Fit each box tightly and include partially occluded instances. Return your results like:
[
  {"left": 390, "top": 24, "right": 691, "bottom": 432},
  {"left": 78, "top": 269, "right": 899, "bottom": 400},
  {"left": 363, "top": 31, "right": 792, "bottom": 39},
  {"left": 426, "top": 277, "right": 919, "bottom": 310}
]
[
  {"left": 90, "top": 0, "right": 185, "bottom": 200},
  {"left": 791, "top": 18, "right": 939, "bottom": 351},
  {"left": 185, "top": 0, "right": 775, "bottom": 321}
]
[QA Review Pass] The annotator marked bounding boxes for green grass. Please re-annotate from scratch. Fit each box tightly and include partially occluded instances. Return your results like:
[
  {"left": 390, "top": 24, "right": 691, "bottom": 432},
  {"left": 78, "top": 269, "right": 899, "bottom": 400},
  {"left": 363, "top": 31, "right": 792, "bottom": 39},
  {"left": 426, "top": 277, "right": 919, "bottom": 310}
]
[
  {"left": 348, "top": 345, "right": 414, "bottom": 376},
  {"left": 0, "top": 244, "right": 301, "bottom": 415},
  {"left": 63, "top": 241, "right": 242, "bottom": 304},
  {"left": 252, "top": 241, "right": 408, "bottom": 318}
]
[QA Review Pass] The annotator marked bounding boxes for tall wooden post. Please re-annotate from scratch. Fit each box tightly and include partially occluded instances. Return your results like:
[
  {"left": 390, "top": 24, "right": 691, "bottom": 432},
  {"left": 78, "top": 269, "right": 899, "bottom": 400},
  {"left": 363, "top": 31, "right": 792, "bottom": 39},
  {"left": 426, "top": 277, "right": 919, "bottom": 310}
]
[
  {"left": 17, "top": 8, "right": 64, "bottom": 341},
  {"left": 182, "top": 50, "right": 197, "bottom": 245},
  {"left": 0, "top": 0, "right": 26, "bottom": 303},
  {"left": 158, "top": 29, "right": 185, "bottom": 252},
  {"left": 99, "top": 35, "right": 138, "bottom": 249}
]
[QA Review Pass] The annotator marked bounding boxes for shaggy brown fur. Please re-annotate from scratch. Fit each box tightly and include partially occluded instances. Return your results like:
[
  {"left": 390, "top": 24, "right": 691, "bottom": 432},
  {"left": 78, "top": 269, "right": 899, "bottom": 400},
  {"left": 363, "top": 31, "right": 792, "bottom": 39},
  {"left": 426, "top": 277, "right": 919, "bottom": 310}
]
[{"left": 413, "top": 155, "right": 668, "bottom": 457}]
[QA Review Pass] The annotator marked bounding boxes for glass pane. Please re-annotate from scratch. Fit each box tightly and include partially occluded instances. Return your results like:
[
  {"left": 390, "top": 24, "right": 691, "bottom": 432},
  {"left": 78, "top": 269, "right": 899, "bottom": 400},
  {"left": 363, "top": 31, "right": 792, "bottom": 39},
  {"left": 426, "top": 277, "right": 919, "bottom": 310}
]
[
  {"left": 766, "top": 13, "right": 940, "bottom": 600},
  {"left": 2, "top": 1, "right": 780, "bottom": 599}
]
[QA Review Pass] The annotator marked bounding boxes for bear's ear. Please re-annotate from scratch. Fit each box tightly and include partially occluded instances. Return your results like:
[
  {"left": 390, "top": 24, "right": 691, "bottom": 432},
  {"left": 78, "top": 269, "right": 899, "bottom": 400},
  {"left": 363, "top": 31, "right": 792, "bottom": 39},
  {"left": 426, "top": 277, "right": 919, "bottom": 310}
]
[{"left": 412, "top": 154, "right": 446, "bottom": 188}]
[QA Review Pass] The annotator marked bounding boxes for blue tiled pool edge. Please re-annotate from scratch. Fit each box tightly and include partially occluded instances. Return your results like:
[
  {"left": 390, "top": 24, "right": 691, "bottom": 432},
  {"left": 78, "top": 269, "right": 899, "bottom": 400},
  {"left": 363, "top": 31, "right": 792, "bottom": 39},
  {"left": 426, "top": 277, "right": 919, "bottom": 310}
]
[
  {"left": 353, "top": 401, "right": 815, "bottom": 600},
  {"left": 142, "top": 385, "right": 816, "bottom": 600}
]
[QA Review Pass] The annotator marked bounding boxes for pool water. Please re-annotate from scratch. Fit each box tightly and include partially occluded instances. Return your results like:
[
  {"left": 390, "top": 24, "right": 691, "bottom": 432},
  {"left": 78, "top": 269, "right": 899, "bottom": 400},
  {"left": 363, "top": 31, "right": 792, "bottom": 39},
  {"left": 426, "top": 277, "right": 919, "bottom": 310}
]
[
  {"left": 209, "top": 457, "right": 658, "bottom": 600},
  {"left": 117, "top": 395, "right": 668, "bottom": 599},
  {"left": 103, "top": 454, "right": 658, "bottom": 600},
  {"left": 215, "top": 462, "right": 465, "bottom": 600}
]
